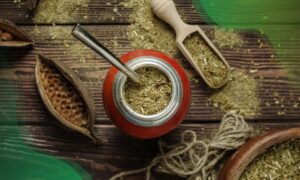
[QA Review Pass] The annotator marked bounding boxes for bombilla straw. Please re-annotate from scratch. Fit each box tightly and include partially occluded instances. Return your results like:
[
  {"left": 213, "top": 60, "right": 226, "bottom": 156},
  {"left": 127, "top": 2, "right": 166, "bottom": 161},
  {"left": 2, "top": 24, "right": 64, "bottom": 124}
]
[{"left": 72, "top": 24, "right": 141, "bottom": 84}]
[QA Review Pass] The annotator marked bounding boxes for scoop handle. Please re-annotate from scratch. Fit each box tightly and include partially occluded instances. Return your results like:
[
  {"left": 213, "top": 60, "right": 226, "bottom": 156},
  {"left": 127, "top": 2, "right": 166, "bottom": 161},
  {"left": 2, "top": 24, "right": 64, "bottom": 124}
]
[{"left": 151, "top": 0, "right": 188, "bottom": 36}]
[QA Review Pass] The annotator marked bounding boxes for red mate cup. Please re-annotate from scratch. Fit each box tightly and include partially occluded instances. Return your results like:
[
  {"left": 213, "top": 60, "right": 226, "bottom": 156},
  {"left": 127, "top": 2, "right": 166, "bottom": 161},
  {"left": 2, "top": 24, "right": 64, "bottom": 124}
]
[{"left": 103, "top": 50, "right": 190, "bottom": 139}]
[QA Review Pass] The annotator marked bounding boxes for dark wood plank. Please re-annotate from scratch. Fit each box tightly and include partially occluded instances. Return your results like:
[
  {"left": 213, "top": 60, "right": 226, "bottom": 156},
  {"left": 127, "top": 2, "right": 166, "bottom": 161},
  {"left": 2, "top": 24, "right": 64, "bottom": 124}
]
[
  {"left": 1, "top": 0, "right": 299, "bottom": 25},
  {"left": 1, "top": 25, "right": 300, "bottom": 124},
  {"left": 0, "top": 123, "right": 297, "bottom": 179},
  {"left": 0, "top": 1, "right": 299, "bottom": 179}
]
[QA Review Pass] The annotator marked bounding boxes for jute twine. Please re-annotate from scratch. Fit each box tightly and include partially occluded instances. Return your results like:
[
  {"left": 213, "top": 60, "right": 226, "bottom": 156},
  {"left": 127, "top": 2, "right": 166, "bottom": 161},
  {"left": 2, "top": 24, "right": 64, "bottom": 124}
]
[{"left": 110, "top": 113, "right": 252, "bottom": 180}]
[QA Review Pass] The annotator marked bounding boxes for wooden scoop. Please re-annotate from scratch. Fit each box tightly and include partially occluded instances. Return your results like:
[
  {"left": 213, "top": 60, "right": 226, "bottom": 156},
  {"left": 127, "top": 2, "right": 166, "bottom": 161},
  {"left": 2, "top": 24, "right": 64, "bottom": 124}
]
[{"left": 151, "top": 0, "right": 230, "bottom": 88}]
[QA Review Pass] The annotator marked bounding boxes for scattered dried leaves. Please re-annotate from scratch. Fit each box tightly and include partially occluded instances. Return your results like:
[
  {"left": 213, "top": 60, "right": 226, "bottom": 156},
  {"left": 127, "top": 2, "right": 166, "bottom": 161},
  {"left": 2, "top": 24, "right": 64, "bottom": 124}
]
[
  {"left": 33, "top": 0, "right": 88, "bottom": 23},
  {"left": 121, "top": 0, "right": 178, "bottom": 56},
  {"left": 213, "top": 28, "right": 244, "bottom": 48},
  {"left": 30, "top": 26, "right": 94, "bottom": 63},
  {"left": 209, "top": 70, "right": 260, "bottom": 118}
]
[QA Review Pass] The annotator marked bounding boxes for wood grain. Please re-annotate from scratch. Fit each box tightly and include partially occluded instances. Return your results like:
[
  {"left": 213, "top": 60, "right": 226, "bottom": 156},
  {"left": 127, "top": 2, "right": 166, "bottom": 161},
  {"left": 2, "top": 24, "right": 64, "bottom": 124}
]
[
  {"left": 0, "top": 0, "right": 300, "bottom": 179},
  {"left": 0, "top": 123, "right": 297, "bottom": 179},
  {"left": 1, "top": 25, "right": 300, "bottom": 124}
]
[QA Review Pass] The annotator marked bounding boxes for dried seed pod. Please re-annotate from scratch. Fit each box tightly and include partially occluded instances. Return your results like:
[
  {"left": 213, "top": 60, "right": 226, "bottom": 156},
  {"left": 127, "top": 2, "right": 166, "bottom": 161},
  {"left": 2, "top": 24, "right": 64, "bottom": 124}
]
[
  {"left": 0, "top": 18, "right": 33, "bottom": 47},
  {"left": 1, "top": 32, "right": 13, "bottom": 41},
  {"left": 35, "top": 54, "right": 98, "bottom": 144}
]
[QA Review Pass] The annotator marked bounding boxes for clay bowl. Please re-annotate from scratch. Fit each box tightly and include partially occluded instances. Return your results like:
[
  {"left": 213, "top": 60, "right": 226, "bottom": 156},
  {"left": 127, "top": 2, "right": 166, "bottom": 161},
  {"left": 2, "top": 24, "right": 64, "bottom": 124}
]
[{"left": 218, "top": 127, "right": 300, "bottom": 180}]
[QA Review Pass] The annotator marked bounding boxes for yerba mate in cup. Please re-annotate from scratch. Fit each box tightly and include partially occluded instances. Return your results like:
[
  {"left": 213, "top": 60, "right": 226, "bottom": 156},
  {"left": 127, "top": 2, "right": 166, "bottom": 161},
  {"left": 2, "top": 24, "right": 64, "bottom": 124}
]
[{"left": 103, "top": 50, "right": 190, "bottom": 139}]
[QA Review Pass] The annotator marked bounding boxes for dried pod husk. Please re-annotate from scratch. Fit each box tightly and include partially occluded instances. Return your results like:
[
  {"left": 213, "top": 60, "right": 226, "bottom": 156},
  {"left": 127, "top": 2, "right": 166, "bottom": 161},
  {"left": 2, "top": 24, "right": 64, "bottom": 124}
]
[
  {"left": 35, "top": 54, "right": 99, "bottom": 144},
  {"left": 0, "top": 18, "right": 33, "bottom": 47}
]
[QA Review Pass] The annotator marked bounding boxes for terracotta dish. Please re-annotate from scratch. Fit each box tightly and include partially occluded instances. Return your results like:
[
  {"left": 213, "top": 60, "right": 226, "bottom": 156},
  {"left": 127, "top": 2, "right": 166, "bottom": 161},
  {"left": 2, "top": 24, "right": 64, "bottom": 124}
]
[{"left": 218, "top": 127, "right": 300, "bottom": 180}]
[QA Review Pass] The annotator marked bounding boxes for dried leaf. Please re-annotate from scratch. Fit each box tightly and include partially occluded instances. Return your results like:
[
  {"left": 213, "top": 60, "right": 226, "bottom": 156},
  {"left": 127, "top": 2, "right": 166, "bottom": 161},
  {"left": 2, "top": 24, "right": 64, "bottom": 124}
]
[
  {"left": 0, "top": 18, "right": 33, "bottom": 47},
  {"left": 35, "top": 55, "right": 98, "bottom": 144}
]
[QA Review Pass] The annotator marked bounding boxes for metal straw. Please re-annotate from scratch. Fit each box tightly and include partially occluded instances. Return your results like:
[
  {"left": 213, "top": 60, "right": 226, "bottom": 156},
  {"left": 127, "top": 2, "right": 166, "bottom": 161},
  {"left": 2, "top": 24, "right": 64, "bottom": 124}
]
[{"left": 72, "top": 24, "right": 141, "bottom": 84}]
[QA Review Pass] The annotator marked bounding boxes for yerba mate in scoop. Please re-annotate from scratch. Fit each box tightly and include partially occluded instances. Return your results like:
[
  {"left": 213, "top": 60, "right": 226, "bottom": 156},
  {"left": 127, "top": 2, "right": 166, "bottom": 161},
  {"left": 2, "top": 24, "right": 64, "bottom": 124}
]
[
  {"left": 151, "top": 0, "right": 230, "bottom": 88},
  {"left": 184, "top": 32, "right": 228, "bottom": 87}
]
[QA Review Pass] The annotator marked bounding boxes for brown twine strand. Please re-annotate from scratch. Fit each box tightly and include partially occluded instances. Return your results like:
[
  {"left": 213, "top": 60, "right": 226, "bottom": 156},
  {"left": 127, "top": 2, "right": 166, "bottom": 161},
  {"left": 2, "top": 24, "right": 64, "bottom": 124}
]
[{"left": 110, "top": 112, "right": 252, "bottom": 180}]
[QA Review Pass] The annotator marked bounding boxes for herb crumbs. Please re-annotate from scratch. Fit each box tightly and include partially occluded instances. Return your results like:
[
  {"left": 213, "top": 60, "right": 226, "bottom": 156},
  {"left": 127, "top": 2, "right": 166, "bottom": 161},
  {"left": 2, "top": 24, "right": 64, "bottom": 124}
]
[
  {"left": 30, "top": 26, "right": 92, "bottom": 63},
  {"left": 213, "top": 28, "right": 244, "bottom": 48},
  {"left": 33, "top": 0, "right": 88, "bottom": 23},
  {"left": 209, "top": 70, "right": 260, "bottom": 118},
  {"left": 124, "top": 67, "right": 172, "bottom": 115},
  {"left": 121, "top": 0, "right": 178, "bottom": 57}
]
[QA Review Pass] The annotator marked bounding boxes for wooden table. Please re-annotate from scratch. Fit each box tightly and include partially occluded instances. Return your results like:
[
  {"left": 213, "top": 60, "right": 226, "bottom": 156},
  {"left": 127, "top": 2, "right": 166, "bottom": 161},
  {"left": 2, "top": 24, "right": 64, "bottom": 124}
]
[{"left": 1, "top": 0, "right": 300, "bottom": 179}]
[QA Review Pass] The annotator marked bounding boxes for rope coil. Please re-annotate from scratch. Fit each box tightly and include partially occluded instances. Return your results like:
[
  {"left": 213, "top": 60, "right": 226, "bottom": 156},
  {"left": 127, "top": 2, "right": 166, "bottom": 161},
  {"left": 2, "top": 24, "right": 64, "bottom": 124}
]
[{"left": 110, "top": 113, "right": 252, "bottom": 180}]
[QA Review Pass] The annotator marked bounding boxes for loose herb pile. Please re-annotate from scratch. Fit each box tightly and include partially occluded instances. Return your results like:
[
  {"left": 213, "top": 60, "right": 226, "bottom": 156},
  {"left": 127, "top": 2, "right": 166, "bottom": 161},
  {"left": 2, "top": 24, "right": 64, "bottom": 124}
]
[
  {"left": 121, "top": 0, "right": 178, "bottom": 56},
  {"left": 124, "top": 67, "right": 172, "bottom": 115},
  {"left": 28, "top": 0, "right": 93, "bottom": 62},
  {"left": 184, "top": 32, "right": 229, "bottom": 87},
  {"left": 31, "top": 0, "right": 93, "bottom": 64},
  {"left": 31, "top": 26, "right": 93, "bottom": 63},
  {"left": 241, "top": 139, "right": 300, "bottom": 179},
  {"left": 33, "top": 0, "right": 88, "bottom": 23},
  {"left": 213, "top": 28, "right": 244, "bottom": 48},
  {"left": 209, "top": 70, "right": 260, "bottom": 118}
]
